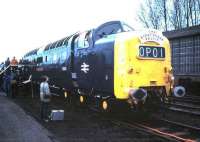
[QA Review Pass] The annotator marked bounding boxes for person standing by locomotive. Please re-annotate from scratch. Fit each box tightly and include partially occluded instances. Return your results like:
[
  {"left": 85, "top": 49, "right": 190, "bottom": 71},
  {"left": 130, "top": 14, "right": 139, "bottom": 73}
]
[
  {"left": 0, "top": 62, "right": 5, "bottom": 91},
  {"left": 10, "top": 56, "right": 18, "bottom": 66},
  {"left": 10, "top": 70, "right": 18, "bottom": 98},
  {"left": 40, "top": 76, "right": 51, "bottom": 122},
  {"left": 3, "top": 71, "right": 11, "bottom": 97},
  {"left": 0, "top": 74, "right": 3, "bottom": 91},
  {"left": 5, "top": 57, "right": 10, "bottom": 67}
]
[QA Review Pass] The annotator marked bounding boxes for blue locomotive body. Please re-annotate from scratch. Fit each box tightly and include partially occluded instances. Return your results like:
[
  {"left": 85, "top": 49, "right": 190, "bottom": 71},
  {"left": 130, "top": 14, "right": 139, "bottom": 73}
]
[
  {"left": 23, "top": 21, "right": 129, "bottom": 95},
  {"left": 22, "top": 21, "right": 172, "bottom": 111}
]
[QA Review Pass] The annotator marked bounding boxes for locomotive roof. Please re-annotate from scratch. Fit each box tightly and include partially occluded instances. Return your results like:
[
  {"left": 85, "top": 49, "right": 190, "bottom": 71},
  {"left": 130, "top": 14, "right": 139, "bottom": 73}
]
[
  {"left": 24, "top": 32, "right": 77, "bottom": 58},
  {"left": 23, "top": 20, "right": 133, "bottom": 58},
  {"left": 163, "top": 25, "right": 200, "bottom": 39},
  {"left": 24, "top": 48, "right": 39, "bottom": 57}
]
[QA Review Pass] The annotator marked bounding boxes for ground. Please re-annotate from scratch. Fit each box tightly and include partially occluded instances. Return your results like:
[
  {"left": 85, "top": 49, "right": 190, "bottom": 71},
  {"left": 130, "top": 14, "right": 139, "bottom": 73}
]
[
  {"left": 0, "top": 92, "right": 57, "bottom": 142},
  {"left": 3, "top": 87, "right": 199, "bottom": 142},
  {"left": 8, "top": 89, "right": 166, "bottom": 142}
]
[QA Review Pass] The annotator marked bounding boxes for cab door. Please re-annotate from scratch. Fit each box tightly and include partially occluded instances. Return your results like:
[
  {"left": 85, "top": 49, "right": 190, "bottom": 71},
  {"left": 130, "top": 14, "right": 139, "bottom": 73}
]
[{"left": 73, "top": 31, "right": 96, "bottom": 90}]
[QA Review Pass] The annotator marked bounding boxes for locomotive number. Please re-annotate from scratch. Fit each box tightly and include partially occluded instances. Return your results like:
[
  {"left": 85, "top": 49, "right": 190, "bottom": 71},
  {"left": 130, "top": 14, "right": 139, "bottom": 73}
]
[{"left": 139, "top": 46, "right": 165, "bottom": 59}]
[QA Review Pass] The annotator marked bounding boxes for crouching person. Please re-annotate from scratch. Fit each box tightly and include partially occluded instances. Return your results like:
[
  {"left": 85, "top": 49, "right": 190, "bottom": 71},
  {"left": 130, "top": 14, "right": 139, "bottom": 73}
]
[{"left": 40, "top": 76, "right": 51, "bottom": 122}]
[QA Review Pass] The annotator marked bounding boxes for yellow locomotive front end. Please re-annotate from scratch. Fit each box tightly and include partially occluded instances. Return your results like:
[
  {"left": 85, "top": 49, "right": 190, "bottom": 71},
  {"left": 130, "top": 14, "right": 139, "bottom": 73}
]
[{"left": 114, "top": 30, "right": 173, "bottom": 108}]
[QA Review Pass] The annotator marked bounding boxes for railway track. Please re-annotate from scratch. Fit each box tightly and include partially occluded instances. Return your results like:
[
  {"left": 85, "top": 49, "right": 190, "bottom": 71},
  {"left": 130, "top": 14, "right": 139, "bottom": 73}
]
[
  {"left": 183, "top": 95, "right": 200, "bottom": 100},
  {"left": 111, "top": 116, "right": 200, "bottom": 142},
  {"left": 15, "top": 85, "right": 200, "bottom": 142},
  {"left": 17, "top": 97, "right": 200, "bottom": 142},
  {"left": 67, "top": 94, "right": 200, "bottom": 142},
  {"left": 168, "top": 102, "right": 200, "bottom": 110},
  {"left": 164, "top": 102, "right": 200, "bottom": 116},
  {"left": 88, "top": 105, "right": 200, "bottom": 142},
  {"left": 170, "top": 96, "right": 200, "bottom": 105},
  {"left": 165, "top": 95, "right": 200, "bottom": 117}
]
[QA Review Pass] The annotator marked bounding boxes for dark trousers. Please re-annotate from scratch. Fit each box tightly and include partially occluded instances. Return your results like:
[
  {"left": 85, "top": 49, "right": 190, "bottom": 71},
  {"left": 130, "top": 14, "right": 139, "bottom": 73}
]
[
  {"left": 5, "top": 81, "right": 11, "bottom": 97},
  {"left": 40, "top": 102, "right": 49, "bottom": 120},
  {"left": 11, "top": 82, "right": 18, "bottom": 98}
]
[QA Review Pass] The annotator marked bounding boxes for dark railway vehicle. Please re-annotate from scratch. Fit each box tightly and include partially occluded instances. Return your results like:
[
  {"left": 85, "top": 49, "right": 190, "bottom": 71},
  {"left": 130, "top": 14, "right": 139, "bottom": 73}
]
[
  {"left": 163, "top": 25, "right": 200, "bottom": 94},
  {"left": 22, "top": 21, "right": 173, "bottom": 111}
]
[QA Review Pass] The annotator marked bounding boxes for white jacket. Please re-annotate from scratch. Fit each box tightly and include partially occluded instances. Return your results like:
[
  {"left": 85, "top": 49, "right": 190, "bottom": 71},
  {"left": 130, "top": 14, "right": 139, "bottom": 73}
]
[{"left": 40, "top": 82, "right": 51, "bottom": 102}]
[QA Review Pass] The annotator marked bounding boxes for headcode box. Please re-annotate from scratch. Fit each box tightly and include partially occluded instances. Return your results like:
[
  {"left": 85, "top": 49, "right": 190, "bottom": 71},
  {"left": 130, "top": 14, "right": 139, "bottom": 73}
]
[{"left": 50, "top": 110, "right": 64, "bottom": 120}]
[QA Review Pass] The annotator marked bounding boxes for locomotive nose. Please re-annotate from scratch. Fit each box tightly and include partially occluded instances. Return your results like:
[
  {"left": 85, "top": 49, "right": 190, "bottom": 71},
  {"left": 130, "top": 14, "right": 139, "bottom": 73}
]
[{"left": 128, "top": 88, "right": 148, "bottom": 105}]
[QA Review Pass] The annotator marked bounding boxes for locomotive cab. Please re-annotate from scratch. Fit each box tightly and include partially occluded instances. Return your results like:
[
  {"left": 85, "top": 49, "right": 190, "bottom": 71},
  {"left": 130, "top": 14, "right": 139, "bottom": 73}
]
[{"left": 72, "top": 21, "right": 135, "bottom": 94}]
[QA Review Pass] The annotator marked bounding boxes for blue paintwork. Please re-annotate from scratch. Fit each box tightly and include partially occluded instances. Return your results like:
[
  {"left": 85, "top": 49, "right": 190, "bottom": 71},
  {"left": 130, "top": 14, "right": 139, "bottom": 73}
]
[{"left": 23, "top": 21, "right": 134, "bottom": 97}]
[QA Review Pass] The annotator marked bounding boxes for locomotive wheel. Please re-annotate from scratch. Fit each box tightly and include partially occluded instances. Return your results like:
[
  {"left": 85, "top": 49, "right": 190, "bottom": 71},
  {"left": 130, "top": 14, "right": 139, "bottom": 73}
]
[
  {"left": 102, "top": 100, "right": 108, "bottom": 110},
  {"left": 64, "top": 91, "right": 68, "bottom": 98},
  {"left": 100, "top": 99, "right": 112, "bottom": 113},
  {"left": 79, "top": 95, "right": 87, "bottom": 105},
  {"left": 64, "top": 91, "right": 73, "bottom": 104}
]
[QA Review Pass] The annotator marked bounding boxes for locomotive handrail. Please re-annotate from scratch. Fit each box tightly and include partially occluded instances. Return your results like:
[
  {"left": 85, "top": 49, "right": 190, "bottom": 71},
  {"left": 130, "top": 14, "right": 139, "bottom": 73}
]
[
  {"left": 0, "top": 65, "right": 11, "bottom": 76},
  {"left": 22, "top": 75, "right": 32, "bottom": 84}
]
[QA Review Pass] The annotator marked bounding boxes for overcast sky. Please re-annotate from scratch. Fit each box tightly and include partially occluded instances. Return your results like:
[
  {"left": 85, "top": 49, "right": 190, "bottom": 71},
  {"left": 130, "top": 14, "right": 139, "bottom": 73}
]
[{"left": 0, "top": 0, "right": 142, "bottom": 63}]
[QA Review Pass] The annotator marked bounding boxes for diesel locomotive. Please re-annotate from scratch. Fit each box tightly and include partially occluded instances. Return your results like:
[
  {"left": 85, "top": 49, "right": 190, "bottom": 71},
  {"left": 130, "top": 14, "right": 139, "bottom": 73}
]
[{"left": 22, "top": 21, "right": 173, "bottom": 111}]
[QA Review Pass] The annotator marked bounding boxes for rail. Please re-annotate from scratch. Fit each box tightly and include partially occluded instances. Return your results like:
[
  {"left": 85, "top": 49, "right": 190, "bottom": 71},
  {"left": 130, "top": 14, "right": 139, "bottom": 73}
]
[
  {"left": 88, "top": 105, "right": 199, "bottom": 142},
  {"left": 112, "top": 120, "right": 196, "bottom": 142}
]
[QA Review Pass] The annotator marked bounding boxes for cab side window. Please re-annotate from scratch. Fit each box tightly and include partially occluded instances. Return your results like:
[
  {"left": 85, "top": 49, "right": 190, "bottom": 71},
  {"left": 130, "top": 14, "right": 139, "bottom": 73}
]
[
  {"left": 95, "top": 23, "right": 122, "bottom": 40},
  {"left": 77, "top": 31, "right": 90, "bottom": 49},
  {"left": 122, "top": 23, "right": 134, "bottom": 32}
]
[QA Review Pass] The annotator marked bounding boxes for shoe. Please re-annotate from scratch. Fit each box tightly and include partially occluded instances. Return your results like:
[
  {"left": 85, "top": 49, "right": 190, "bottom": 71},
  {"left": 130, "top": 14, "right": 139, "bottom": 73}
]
[{"left": 44, "top": 119, "right": 49, "bottom": 122}]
